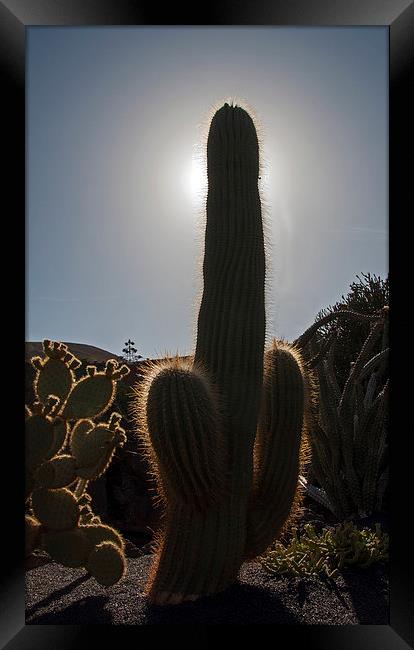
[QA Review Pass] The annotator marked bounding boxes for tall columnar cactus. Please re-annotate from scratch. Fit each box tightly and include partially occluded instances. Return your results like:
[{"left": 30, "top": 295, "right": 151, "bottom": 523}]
[
  {"left": 25, "top": 340, "right": 130, "bottom": 586},
  {"left": 134, "top": 103, "right": 310, "bottom": 604}
]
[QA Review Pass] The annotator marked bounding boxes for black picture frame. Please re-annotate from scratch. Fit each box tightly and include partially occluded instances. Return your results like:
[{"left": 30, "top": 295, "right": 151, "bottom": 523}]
[{"left": 3, "top": 0, "right": 413, "bottom": 646}]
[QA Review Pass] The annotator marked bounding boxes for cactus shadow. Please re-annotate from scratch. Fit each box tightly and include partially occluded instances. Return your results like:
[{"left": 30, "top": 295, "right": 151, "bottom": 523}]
[
  {"left": 145, "top": 581, "right": 299, "bottom": 624},
  {"left": 26, "top": 573, "right": 91, "bottom": 621},
  {"left": 339, "top": 564, "right": 389, "bottom": 624},
  {"left": 26, "top": 595, "right": 112, "bottom": 625}
]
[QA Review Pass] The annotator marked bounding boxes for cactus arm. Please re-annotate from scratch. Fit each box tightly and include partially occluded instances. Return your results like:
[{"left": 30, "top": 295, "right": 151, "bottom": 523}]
[
  {"left": 142, "top": 359, "right": 227, "bottom": 510},
  {"left": 245, "top": 341, "right": 307, "bottom": 558},
  {"left": 338, "top": 320, "right": 384, "bottom": 418},
  {"left": 357, "top": 348, "right": 389, "bottom": 384},
  {"left": 360, "top": 382, "right": 389, "bottom": 514},
  {"left": 293, "top": 310, "right": 382, "bottom": 351},
  {"left": 306, "top": 330, "right": 336, "bottom": 369}
]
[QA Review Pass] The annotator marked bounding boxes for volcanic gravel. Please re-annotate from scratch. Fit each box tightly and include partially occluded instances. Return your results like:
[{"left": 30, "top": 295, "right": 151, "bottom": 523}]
[{"left": 25, "top": 550, "right": 388, "bottom": 625}]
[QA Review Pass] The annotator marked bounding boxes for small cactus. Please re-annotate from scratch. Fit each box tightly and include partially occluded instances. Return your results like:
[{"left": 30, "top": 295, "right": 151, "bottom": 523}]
[{"left": 25, "top": 340, "right": 129, "bottom": 586}]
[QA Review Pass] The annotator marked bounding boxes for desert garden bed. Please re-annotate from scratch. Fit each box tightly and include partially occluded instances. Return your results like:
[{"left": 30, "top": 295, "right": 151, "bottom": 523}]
[{"left": 26, "top": 500, "right": 389, "bottom": 625}]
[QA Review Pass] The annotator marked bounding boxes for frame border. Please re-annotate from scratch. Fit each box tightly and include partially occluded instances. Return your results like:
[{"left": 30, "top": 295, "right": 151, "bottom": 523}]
[{"left": 2, "top": 0, "right": 413, "bottom": 646}]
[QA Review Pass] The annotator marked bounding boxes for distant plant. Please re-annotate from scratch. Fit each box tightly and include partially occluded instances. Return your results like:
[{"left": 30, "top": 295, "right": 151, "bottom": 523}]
[
  {"left": 302, "top": 307, "right": 389, "bottom": 520},
  {"left": 313, "top": 273, "right": 389, "bottom": 390},
  {"left": 25, "top": 340, "right": 130, "bottom": 586},
  {"left": 122, "top": 339, "right": 143, "bottom": 364},
  {"left": 261, "top": 521, "right": 388, "bottom": 579}
]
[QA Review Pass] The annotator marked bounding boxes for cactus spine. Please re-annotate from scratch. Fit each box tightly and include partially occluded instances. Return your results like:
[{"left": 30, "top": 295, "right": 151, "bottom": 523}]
[{"left": 135, "top": 103, "right": 309, "bottom": 602}]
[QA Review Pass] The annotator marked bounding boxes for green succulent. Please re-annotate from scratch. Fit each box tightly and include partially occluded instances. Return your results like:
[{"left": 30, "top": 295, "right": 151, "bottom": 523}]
[{"left": 261, "top": 521, "right": 388, "bottom": 579}]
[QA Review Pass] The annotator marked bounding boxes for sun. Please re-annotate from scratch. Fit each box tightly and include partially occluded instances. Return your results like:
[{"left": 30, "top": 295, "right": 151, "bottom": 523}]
[{"left": 182, "top": 156, "right": 207, "bottom": 201}]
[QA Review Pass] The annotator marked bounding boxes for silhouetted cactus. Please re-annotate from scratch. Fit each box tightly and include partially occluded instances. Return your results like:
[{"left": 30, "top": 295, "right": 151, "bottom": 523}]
[
  {"left": 134, "top": 103, "right": 310, "bottom": 603},
  {"left": 25, "top": 340, "right": 129, "bottom": 586}
]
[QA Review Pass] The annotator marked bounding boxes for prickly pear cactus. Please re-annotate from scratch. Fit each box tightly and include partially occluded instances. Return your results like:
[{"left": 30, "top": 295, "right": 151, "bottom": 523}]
[
  {"left": 134, "top": 102, "right": 310, "bottom": 604},
  {"left": 25, "top": 340, "right": 130, "bottom": 586}
]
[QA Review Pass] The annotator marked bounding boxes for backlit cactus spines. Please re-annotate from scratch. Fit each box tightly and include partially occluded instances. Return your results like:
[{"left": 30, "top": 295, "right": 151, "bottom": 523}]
[
  {"left": 86, "top": 541, "right": 126, "bottom": 587},
  {"left": 81, "top": 522, "right": 125, "bottom": 552},
  {"left": 246, "top": 340, "right": 310, "bottom": 558},
  {"left": 134, "top": 102, "right": 309, "bottom": 603},
  {"left": 142, "top": 357, "right": 227, "bottom": 509},
  {"left": 33, "top": 340, "right": 81, "bottom": 405},
  {"left": 25, "top": 403, "right": 69, "bottom": 485},
  {"left": 35, "top": 454, "right": 77, "bottom": 489},
  {"left": 70, "top": 419, "right": 94, "bottom": 457},
  {"left": 25, "top": 408, "right": 56, "bottom": 471},
  {"left": 26, "top": 341, "right": 129, "bottom": 586},
  {"left": 70, "top": 413, "right": 127, "bottom": 480},
  {"left": 48, "top": 417, "right": 69, "bottom": 458},
  {"left": 31, "top": 487, "right": 80, "bottom": 531},
  {"left": 61, "top": 359, "right": 129, "bottom": 420}
]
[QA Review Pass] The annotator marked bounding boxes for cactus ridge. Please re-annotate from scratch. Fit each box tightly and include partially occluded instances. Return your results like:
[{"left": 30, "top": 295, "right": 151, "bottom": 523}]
[
  {"left": 139, "top": 356, "right": 229, "bottom": 510},
  {"left": 246, "top": 340, "right": 311, "bottom": 558}
]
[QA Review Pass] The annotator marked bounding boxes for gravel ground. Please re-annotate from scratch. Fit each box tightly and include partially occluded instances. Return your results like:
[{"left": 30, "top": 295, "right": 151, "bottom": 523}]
[{"left": 25, "top": 551, "right": 388, "bottom": 625}]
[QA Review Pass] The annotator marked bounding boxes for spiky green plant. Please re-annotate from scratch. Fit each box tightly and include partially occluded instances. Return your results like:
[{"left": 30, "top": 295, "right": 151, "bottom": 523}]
[
  {"left": 25, "top": 340, "right": 129, "bottom": 586},
  {"left": 133, "top": 103, "right": 311, "bottom": 604},
  {"left": 301, "top": 308, "right": 389, "bottom": 520},
  {"left": 261, "top": 521, "right": 388, "bottom": 579}
]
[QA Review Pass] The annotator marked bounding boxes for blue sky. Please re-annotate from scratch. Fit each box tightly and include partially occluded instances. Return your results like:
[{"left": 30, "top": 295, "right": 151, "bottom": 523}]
[{"left": 27, "top": 26, "right": 388, "bottom": 358}]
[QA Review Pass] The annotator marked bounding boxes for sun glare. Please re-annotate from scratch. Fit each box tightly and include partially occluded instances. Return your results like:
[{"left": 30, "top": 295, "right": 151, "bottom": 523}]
[{"left": 183, "top": 156, "right": 207, "bottom": 201}]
